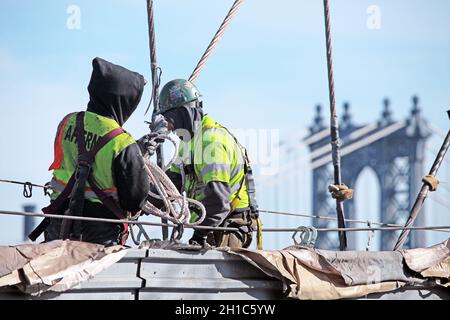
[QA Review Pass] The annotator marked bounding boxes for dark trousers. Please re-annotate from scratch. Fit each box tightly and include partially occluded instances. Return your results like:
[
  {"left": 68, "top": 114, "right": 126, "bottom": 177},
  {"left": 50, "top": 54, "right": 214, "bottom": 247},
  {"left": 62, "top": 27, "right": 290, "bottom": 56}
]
[
  {"left": 43, "top": 200, "right": 127, "bottom": 246},
  {"left": 44, "top": 218, "right": 126, "bottom": 246}
]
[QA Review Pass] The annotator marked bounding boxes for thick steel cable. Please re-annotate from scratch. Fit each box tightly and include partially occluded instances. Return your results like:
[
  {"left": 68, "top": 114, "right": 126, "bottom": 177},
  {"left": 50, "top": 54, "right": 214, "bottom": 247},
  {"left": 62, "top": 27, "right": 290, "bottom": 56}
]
[
  {"left": 147, "top": 0, "right": 157, "bottom": 93},
  {"left": 188, "top": 0, "right": 244, "bottom": 82},
  {"left": 146, "top": 0, "right": 168, "bottom": 240},
  {"left": 323, "top": 0, "right": 347, "bottom": 250},
  {"left": 394, "top": 129, "right": 450, "bottom": 250},
  {"left": 259, "top": 209, "right": 450, "bottom": 233}
]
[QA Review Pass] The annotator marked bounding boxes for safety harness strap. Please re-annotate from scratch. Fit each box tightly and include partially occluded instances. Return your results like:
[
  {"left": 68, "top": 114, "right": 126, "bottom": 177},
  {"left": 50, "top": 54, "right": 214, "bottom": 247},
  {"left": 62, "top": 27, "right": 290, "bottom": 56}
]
[
  {"left": 30, "top": 112, "right": 125, "bottom": 241},
  {"left": 61, "top": 112, "right": 92, "bottom": 239},
  {"left": 88, "top": 175, "right": 126, "bottom": 220}
]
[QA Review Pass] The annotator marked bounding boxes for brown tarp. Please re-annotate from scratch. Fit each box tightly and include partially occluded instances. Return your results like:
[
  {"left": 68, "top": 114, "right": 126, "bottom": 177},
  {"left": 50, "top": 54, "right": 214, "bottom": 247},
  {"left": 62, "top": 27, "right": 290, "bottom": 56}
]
[
  {"left": 0, "top": 240, "right": 63, "bottom": 277},
  {"left": 314, "top": 249, "right": 413, "bottom": 285},
  {"left": 1, "top": 239, "right": 448, "bottom": 299},
  {"left": 401, "top": 239, "right": 450, "bottom": 278},
  {"left": 0, "top": 240, "right": 128, "bottom": 295},
  {"left": 227, "top": 238, "right": 450, "bottom": 300}
]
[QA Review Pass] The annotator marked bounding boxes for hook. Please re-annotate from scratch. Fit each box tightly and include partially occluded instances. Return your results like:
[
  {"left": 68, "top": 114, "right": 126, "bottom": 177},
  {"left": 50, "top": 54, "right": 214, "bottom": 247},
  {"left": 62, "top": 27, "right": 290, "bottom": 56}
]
[
  {"left": 43, "top": 182, "right": 52, "bottom": 197},
  {"left": 170, "top": 224, "right": 184, "bottom": 243},
  {"left": 366, "top": 221, "right": 374, "bottom": 251},
  {"left": 23, "top": 182, "right": 32, "bottom": 198},
  {"left": 292, "top": 226, "right": 317, "bottom": 247}
]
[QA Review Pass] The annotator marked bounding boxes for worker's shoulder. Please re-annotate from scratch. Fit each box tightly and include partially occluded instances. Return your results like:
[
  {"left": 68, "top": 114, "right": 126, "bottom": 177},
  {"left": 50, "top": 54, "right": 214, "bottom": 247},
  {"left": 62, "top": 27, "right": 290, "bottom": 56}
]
[
  {"left": 118, "top": 130, "right": 136, "bottom": 143},
  {"left": 201, "top": 126, "right": 230, "bottom": 145},
  {"left": 201, "top": 116, "right": 230, "bottom": 140},
  {"left": 108, "top": 132, "right": 136, "bottom": 157},
  {"left": 59, "top": 111, "right": 77, "bottom": 123}
]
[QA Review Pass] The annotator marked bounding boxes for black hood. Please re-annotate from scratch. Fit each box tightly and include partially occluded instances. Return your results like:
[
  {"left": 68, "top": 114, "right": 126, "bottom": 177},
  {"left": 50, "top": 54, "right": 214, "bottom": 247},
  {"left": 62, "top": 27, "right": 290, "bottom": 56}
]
[{"left": 87, "top": 57, "right": 145, "bottom": 126}]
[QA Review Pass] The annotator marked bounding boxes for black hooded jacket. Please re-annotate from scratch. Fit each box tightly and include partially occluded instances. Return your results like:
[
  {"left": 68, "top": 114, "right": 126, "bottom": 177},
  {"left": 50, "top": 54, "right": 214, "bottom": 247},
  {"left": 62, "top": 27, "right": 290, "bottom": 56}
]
[
  {"left": 44, "top": 58, "right": 149, "bottom": 244},
  {"left": 85, "top": 57, "right": 149, "bottom": 215}
]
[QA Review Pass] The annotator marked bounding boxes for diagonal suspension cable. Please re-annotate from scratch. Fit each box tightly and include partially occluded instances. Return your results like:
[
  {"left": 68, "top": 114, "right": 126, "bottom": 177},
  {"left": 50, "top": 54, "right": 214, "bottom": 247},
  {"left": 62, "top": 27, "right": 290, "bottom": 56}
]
[
  {"left": 189, "top": 0, "right": 244, "bottom": 82},
  {"left": 394, "top": 127, "right": 450, "bottom": 250}
]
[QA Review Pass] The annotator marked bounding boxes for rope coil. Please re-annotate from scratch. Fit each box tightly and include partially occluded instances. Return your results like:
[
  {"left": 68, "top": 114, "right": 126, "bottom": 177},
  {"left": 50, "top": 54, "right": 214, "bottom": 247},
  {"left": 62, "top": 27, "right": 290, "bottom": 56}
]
[{"left": 141, "top": 133, "right": 207, "bottom": 226}]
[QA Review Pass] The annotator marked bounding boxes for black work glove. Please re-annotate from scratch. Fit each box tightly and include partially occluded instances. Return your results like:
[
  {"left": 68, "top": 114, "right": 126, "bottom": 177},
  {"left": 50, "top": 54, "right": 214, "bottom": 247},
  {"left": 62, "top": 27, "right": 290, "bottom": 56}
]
[
  {"left": 138, "top": 115, "right": 170, "bottom": 156},
  {"left": 150, "top": 114, "right": 169, "bottom": 134},
  {"left": 137, "top": 133, "right": 161, "bottom": 156}
]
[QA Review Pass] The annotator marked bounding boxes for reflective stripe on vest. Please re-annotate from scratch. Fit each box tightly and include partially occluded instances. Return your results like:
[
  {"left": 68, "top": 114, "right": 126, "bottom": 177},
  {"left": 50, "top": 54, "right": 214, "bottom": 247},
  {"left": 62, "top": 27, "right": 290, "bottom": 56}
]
[{"left": 49, "top": 177, "right": 119, "bottom": 202}]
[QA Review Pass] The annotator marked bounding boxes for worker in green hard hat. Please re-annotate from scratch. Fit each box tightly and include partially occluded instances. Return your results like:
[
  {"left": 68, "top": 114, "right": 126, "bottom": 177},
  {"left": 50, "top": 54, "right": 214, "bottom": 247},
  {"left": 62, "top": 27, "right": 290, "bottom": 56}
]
[{"left": 145, "top": 79, "right": 260, "bottom": 249}]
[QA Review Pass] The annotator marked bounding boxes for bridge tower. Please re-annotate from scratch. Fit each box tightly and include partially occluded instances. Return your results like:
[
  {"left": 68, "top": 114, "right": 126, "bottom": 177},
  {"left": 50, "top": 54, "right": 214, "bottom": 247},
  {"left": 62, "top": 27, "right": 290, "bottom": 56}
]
[{"left": 304, "top": 96, "right": 431, "bottom": 250}]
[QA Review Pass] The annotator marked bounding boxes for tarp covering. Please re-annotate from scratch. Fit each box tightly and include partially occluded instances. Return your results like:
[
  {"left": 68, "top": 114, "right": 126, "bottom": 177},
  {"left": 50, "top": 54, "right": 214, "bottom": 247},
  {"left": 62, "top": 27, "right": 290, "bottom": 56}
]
[
  {"left": 227, "top": 239, "right": 450, "bottom": 300},
  {"left": 402, "top": 239, "right": 450, "bottom": 278},
  {"left": 314, "top": 249, "right": 412, "bottom": 285},
  {"left": 0, "top": 239, "right": 448, "bottom": 299},
  {"left": 0, "top": 240, "right": 127, "bottom": 295}
]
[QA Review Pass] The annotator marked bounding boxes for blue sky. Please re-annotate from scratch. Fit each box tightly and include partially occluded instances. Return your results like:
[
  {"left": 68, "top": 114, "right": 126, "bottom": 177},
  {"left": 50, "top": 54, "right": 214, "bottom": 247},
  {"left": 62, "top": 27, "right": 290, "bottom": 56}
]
[{"left": 0, "top": 0, "right": 449, "bottom": 248}]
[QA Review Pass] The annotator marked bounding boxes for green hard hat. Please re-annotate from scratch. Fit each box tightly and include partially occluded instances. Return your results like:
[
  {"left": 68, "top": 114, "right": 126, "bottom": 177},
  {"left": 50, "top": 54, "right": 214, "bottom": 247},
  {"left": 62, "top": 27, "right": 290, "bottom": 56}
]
[{"left": 158, "top": 79, "right": 201, "bottom": 114}]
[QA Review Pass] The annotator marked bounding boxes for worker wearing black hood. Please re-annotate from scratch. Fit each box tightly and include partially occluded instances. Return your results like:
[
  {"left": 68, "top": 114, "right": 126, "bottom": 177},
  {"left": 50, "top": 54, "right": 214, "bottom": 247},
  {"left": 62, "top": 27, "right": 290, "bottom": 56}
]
[{"left": 40, "top": 57, "right": 150, "bottom": 245}]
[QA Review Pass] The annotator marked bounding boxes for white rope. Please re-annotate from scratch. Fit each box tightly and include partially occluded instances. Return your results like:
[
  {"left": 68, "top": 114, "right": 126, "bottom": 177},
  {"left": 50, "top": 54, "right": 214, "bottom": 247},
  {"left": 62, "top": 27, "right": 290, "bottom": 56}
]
[{"left": 141, "top": 134, "right": 206, "bottom": 226}]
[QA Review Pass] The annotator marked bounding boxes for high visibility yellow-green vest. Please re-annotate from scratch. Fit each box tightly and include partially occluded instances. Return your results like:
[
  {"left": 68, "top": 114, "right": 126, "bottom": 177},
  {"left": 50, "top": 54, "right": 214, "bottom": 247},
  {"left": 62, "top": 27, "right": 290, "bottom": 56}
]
[
  {"left": 48, "top": 111, "right": 135, "bottom": 204},
  {"left": 170, "top": 115, "right": 250, "bottom": 221}
]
